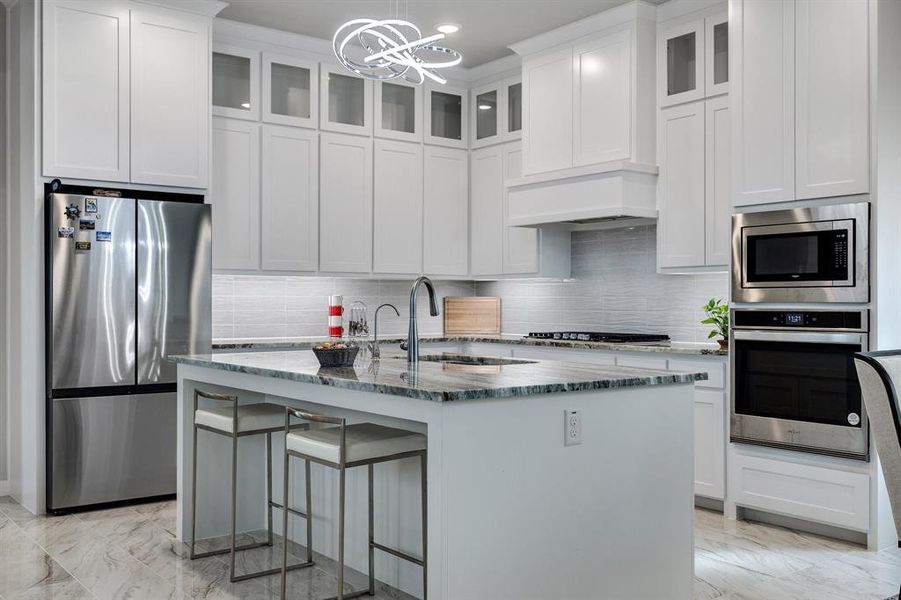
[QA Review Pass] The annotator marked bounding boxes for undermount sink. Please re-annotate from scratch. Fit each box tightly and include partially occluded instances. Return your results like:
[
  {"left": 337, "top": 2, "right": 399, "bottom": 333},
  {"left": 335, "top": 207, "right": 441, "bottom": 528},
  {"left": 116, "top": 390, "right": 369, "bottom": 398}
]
[{"left": 398, "top": 354, "right": 538, "bottom": 366}]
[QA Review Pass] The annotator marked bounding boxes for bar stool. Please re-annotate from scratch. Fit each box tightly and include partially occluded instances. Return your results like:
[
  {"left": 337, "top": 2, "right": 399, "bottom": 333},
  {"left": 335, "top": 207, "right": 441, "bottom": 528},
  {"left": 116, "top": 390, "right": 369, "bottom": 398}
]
[
  {"left": 281, "top": 408, "right": 427, "bottom": 600},
  {"left": 190, "top": 390, "right": 316, "bottom": 582}
]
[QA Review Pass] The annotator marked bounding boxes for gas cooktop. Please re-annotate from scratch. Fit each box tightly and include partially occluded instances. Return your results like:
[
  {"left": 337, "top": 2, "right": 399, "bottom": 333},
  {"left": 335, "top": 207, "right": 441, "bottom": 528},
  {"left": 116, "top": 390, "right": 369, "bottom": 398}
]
[{"left": 525, "top": 332, "right": 671, "bottom": 344}]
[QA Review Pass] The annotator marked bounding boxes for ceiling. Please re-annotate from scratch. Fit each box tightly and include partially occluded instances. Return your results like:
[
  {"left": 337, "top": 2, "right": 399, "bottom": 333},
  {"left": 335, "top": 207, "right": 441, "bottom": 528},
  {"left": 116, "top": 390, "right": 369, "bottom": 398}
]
[{"left": 219, "top": 0, "right": 665, "bottom": 67}]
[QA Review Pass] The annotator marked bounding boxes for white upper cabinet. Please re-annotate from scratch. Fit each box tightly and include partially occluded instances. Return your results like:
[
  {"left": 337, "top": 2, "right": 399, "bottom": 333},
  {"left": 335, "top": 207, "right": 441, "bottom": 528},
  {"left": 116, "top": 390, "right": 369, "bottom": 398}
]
[
  {"left": 319, "top": 133, "right": 373, "bottom": 273},
  {"left": 522, "top": 47, "right": 574, "bottom": 174},
  {"left": 425, "top": 85, "right": 468, "bottom": 148},
  {"left": 320, "top": 65, "right": 372, "bottom": 136},
  {"left": 503, "top": 142, "right": 539, "bottom": 274},
  {"left": 658, "top": 18, "right": 704, "bottom": 107},
  {"left": 705, "top": 96, "right": 731, "bottom": 267},
  {"left": 130, "top": 8, "right": 210, "bottom": 188},
  {"left": 574, "top": 29, "right": 632, "bottom": 166},
  {"left": 472, "top": 76, "right": 524, "bottom": 148},
  {"left": 471, "top": 82, "right": 502, "bottom": 149},
  {"left": 423, "top": 146, "right": 469, "bottom": 275},
  {"left": 470, "top": 145, "right": 505, "bottom": 275},
  {"left": 732, "top": 0, "right": 868, "bottom": 206},
  {"left": 373, "top": 140, "right": 423, "bottom": 274},
  {"left": 262, "top": 53, "right": 318, "bottom": 129},
  {"left": 211, "top": 118, "right": 259, "bottom": 271},
  {"left": 794, "top": 0, "right": 869, "bottom": 200},
  {"left": 705, "top": 9, "right": 729, "bottom": 97},
  {"left": 261, "top": 126, "right": 318, "bottom": 272},
  {"left": 43, "top": 0, "right": 130, "bottom": 182},
  {"left": 520, "top": 16, "right": 655, "bottom": 178},
  {"left": 505, "top": 77, "right": 523, "bottom": 142},
  {"left": 212, "top": 44, "right": 259, "bottom": 121},
  {"left": 732, "top": 0, "right": 795, "bottom": 205},
  {"left": 657, "top": 101, "right": 706, "bottom": 269},
  {"left": 374, "top": 80, "right": 422, "bottom": 142}
]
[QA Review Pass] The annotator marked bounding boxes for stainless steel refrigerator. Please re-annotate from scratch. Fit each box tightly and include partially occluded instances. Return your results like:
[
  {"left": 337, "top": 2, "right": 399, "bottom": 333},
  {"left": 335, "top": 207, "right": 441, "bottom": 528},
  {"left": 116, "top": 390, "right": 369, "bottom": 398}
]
[{"left": 45, "top": 186, "right": 211, "bottom": 512}]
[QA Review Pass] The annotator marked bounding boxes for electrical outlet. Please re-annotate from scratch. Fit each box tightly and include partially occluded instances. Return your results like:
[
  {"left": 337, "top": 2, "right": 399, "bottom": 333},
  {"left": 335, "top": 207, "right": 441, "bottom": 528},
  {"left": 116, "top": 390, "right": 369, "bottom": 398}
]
[{"left": 564, "top": 409, "right": 582, "bottom": 446}]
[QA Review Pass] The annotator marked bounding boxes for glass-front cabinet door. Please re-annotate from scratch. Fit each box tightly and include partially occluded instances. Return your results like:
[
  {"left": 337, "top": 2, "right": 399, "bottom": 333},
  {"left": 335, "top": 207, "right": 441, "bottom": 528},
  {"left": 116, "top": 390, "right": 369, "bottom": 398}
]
[
  {"left": 374, "top": 80, "right": 422, "bottom": 142},
  {"left": 425, "top": 85, "right": 468, "bottom": 148},
  {"left": 471, "top": 83, "right": 500, "bottom": 148},
  {"left": 505, "top": 77, "right": 523, "bottom": 141},
  {"left": 705, "top": 10, "right": 728, "bottom": 96},
  {"left": 212, "top": 44, "right": 259, "bottom": 120},
  {"left": 262, "top": 53, "right": 318, "bottom": 128},
  {"left": 319, "top": 65, "right": 372, "bottom": 135},
  {"left": 658, "top": 19, "right": 704, "bottom": 107}
]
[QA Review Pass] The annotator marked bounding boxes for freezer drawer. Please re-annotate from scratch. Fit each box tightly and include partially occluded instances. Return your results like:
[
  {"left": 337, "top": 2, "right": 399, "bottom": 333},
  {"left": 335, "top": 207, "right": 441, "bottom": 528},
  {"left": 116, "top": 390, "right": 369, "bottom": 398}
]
[
  {"left": 137, "top": 200, "right": 212, "bottom": 385},
  {"left": 49, "top": 393, "right": 176, "bottom": 510},
  {"left": 50, "top": 193, "right": 136, "bottom": 389}
]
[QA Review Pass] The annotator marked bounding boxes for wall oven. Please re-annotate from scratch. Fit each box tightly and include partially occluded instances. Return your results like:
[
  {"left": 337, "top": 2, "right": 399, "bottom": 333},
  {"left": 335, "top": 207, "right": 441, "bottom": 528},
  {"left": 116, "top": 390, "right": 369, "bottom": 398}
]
[
  {"left": 732, "top": 202, "right": 869, "bottom": 303},
  {"left": 731, "top": 309, "right": 869, "bottom": 460}
]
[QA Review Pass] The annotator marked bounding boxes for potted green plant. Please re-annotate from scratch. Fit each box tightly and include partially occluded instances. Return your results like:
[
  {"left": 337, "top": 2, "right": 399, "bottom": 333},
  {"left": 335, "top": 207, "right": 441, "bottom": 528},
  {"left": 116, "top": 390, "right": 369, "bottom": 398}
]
[{"left": 702, "top": 298, "right": 730, "bottom": 350}]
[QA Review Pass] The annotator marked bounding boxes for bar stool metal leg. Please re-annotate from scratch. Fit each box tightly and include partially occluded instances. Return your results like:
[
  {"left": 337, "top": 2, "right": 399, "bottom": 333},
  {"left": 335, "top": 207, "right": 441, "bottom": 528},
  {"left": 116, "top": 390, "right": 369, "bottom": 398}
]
[
  {"left": 267, "top": 433, "right": 274, "bottom": 547},
  {"left": 421, "top": 451, "right": 428, "bottom": 600},
  {"left": 368, "top": 464, "right": 375, "bottom": 596},
  {"left": 229, "top": 425, "right": 239, "bottom": 580},
  {"left": 338, "top": 465, "right": 346, "bottom": 600},
  {"left": 306, "top": 459, "right": 313, "bottom": 563},
  {"left": 189, "top": 402, "right": 200, "bottom": 559}
]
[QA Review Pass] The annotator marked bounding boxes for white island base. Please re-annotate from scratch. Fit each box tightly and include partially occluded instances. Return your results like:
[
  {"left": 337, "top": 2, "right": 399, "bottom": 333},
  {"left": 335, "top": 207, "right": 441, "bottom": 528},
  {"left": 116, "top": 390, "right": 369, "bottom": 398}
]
[{"left": 176, "top": 362, "right": 695, "bottom": 600}]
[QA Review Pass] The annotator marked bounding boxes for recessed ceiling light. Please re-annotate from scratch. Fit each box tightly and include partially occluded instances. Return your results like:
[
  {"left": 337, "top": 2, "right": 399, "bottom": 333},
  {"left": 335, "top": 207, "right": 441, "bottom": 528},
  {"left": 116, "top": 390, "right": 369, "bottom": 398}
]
[{"left": 436, "top": 23, "right": 460, "bottom": 35}]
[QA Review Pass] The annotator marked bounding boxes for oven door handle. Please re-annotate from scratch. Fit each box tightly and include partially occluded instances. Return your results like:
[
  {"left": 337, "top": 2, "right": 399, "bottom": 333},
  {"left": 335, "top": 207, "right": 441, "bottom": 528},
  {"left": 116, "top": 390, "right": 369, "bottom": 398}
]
[{"left": 732, "top": 330, "right": 867, "bottom": 345}]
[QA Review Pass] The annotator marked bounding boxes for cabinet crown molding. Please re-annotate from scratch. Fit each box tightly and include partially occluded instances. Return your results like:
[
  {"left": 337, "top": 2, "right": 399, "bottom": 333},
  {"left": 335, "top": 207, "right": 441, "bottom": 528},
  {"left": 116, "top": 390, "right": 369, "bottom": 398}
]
[
  {"left": 133, "top": 0, "right": 226, "bottom": 17},
  {"left": 509, "top": 0, "right": 657, "bottom": 57}
]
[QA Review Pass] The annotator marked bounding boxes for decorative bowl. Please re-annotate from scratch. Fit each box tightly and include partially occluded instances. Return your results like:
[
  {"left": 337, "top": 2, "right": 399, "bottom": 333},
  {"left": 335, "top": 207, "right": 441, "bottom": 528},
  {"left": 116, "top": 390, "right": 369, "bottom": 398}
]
[{"left": 312, "top": 345, "right": 360, "bottom": 368}]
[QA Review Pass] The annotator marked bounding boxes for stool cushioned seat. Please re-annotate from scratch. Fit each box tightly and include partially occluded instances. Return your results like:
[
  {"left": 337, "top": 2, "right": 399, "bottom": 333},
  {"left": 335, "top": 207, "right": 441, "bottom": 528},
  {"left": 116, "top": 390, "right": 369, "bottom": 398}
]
[
  {"left": 194, "top": 403, "right": 286, "bottom": 434},
  {"left": 286, "top": 423, "right": 426, "bottom": 464}
]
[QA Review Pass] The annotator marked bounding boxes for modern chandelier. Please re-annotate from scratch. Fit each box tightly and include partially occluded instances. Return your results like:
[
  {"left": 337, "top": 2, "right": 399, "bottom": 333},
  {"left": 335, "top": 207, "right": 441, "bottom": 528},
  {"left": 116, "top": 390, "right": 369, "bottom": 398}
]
[{"left": 333, "top": 2, "right": 463, "bottom": 85}]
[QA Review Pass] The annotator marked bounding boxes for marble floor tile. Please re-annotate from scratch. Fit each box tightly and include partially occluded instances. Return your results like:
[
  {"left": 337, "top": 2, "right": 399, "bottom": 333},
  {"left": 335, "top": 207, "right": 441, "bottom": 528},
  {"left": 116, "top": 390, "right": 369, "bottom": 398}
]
[
  {"left": 4, "top": 497, "right": 901, "bottom": 600},
  {"left": 0, "top": 518, "right": 78, "bottom": 598}
]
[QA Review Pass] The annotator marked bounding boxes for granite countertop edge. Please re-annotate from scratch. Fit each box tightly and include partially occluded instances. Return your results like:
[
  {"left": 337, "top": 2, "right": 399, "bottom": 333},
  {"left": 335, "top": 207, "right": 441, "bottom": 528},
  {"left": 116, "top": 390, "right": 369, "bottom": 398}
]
[
  {"left": 170, "top": 353, "right": 708, "bottom": 402},
  {"left": 212, "top": 335, "right": 728, "bottom": 356}
]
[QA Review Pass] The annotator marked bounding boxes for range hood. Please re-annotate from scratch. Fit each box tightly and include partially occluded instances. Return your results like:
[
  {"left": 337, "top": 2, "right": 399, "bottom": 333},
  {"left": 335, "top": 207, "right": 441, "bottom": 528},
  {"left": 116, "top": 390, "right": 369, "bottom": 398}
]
[{"left": 506, "top": 161, "right": 658, "bottom": 227}]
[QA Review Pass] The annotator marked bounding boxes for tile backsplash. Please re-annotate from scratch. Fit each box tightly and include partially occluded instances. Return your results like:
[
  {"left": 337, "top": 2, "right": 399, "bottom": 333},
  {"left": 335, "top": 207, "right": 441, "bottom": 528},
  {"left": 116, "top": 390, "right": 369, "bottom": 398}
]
[
  {"left": 476, "top": 225, "right": 730, "bottom": 342},
  {"left": 213, "top": 225, "right": 729, "bottom": 343},
  {"left": 213, "top": 276, "right": 475, "bottom": 340}
]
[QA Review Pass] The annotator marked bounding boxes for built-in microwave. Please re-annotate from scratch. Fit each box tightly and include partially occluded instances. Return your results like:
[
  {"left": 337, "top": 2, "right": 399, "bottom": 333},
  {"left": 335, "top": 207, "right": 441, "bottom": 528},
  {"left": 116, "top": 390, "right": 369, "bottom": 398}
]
[{"left": 732, "top": 202, "right": 869, "bottom": 303}]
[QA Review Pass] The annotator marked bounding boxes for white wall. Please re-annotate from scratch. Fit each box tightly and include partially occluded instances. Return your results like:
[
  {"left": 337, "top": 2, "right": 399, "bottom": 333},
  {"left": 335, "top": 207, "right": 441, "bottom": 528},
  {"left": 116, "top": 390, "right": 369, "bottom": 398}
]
[
  {"left": 5, "top": 0, "right": 43, "bottom": 513},
  {"left": 0, "top": 0, "right": 8, "bottom": 490}
]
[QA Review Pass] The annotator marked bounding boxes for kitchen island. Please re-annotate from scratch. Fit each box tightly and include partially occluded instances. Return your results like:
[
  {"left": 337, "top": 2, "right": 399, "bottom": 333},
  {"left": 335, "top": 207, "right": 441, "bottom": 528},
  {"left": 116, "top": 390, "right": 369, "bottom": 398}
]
[{"left": 172, "top": 349, "right": 705, "bottom": 600}]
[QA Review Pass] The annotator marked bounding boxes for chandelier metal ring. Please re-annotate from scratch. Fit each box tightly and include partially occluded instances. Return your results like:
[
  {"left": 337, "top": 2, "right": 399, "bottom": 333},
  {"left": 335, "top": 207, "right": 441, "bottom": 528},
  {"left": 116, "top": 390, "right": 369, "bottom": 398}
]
[{"left": 333, "top": 18, "right": 463, "bottom": 85}]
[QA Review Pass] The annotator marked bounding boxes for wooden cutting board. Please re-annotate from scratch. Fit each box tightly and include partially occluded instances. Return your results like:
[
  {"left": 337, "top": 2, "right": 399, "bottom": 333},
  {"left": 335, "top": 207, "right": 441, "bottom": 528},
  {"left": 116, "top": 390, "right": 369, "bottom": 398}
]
[{"left": 443, "top": 297, "right": 501, "bottom": 335}]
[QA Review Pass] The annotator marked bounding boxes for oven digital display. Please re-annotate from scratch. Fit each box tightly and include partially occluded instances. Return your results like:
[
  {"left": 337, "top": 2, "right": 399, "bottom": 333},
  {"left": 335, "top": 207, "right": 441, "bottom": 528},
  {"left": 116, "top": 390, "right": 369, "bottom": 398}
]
[{"left": 784, "top": 313, "right": 804, "bottom": 326}]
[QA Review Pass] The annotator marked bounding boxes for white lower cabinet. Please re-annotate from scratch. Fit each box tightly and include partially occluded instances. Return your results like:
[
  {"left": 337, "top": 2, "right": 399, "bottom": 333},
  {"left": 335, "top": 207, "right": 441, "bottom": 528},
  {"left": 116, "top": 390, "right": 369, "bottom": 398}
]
[
  {"left": 373, "top": 140, "right": 423, "bottom": 274},
  {"left": 730, "top": 448, "right": 870, "bottom": 532},
  {"left": 693, "top": 389, "right": 726, "bottom": 499},
  {"left": 261, "top": 126, "right": 318, "bottom": 272},
  {"left": 320, "top": 133, "right": 373, "bottom": 273},
  {"left": 211, "top": 118, "right": 259, "bottom": 270},
  {"left": 423, "top": 146, "right": 469, "bottom": 276}
]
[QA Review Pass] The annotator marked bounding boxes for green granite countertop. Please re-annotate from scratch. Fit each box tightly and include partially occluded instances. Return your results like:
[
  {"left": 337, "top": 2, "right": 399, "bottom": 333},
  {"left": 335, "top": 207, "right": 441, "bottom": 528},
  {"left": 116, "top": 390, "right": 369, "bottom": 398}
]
[
  {"left": 171, "top": 350, "right": 708, "bottom": 402},
  {"left": 212, "top": 334, "right": 727, "bottom": 356}
]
